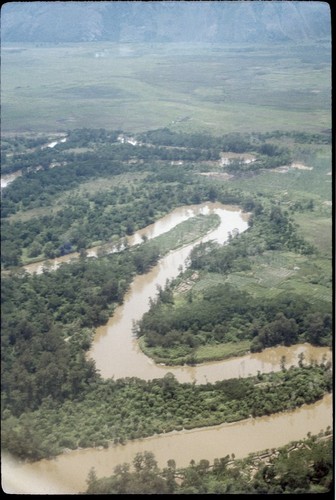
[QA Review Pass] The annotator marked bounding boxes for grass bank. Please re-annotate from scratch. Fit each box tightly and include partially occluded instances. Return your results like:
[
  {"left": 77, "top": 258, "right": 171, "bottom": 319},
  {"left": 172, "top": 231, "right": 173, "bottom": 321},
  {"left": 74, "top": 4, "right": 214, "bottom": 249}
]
[{"left": 138, "top": 337, "right": 251, "bottom": 366}]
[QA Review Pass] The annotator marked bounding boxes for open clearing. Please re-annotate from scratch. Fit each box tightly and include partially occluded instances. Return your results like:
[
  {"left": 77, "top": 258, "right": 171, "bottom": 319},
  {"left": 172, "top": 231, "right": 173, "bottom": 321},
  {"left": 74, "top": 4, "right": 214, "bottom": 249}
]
[{"left": 1, "top": 41, "right": 330, "bottom": 135}]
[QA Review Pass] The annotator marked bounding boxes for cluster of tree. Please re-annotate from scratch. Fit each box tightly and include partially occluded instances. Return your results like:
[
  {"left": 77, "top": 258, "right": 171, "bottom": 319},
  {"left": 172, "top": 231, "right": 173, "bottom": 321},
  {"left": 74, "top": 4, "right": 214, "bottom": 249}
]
[
  {"left": 134, "top": 202, "right": 329, "bottom": 360},
  {"left": 1, "top": 213, "right": 218, "bottom": 419},
  {"left": 5, "top": 127, "right": 320, "bottom": 225},
  {"left": 255, "top": 129, "right": 331, "bottom": 144},
  {"left": 2, "top": 163, "right": 252, "bottom": 268},
  {"left": 2, "top": 127, "right": 329, "bottom": 184},
  {"left": 137, "top": 127, "right": 253, "bottom": 153},
  {"left": 1, "top": 363, "right": 332, "bottom": 461},
  {"left": 1, "top": 242, "right": 161, "bottom": 416},
  {"left": 1, "top": 143, "right": 217, "bottom": 218},
  {"left": 1, "top": 129, "right": 121, "bottom": 174},
  {"left": 1, "top": 127, "right": 221, "bottom": 194},
  {"left": 1, "top": 175, "right": 224, "bottom": 267},
  {"left": 84, "top": 433, "right": 333, "bottom": 494},
  {"left": 2, "top": 183, "right": 169, "bottom": 266},
  {"left": 1, "top": 147, "right": 156, "bottom": 216},
  {"left": 225, "top": 143, "right": 292, "bottom": 174},
  {"left": 136, "top": 278, "right": 331, "bottom": 361},
  {"left": 62, "top": 128, "right": 121, "bottom": 148},
  {"left": 191, "top": 203, "right": 315, "bottom": 267},
  {"left": 1, "top": 135, "right": 50, "bottom": 167}
]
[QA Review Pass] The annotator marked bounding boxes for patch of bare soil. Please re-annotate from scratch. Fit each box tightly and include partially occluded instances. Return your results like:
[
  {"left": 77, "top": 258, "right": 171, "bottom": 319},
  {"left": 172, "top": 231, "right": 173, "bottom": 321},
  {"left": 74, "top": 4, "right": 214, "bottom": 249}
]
[
  {"left": 271, "top": 162, "right": 313, "bottom": 174},
  {"left": 199, "top": 172, "right": 233, "bottom": 180}
]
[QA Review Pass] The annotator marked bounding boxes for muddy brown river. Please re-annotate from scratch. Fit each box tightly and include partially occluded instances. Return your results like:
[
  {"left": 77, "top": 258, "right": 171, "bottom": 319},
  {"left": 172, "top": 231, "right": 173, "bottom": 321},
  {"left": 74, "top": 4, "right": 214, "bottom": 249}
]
[
  {"left": 2, "top": 203, "right": 332, "bottom": 494},
  {"left": 2, "top": 394, "right": 332, "bottom": 495},
  {"left": 23, "top": 202, "right": 246, "bottom": 274}
]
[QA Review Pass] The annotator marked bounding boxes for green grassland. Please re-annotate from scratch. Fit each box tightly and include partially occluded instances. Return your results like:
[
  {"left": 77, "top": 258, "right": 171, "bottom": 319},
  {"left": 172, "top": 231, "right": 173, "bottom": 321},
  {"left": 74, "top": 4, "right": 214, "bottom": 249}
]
[
  {"left": 221, "top": 190, "right": 331, "bottom": 304},
  {"left": 229, "top": 146, "right": 331, "bottom": 204},
  {"left": 293, "top": 212, "right": 332, "bottom": 257},
  {"left": 139, "top": 336, "right": 251, "bottom": 365},
  {"left": 1, "top": 41, "right": 330, "bottom": 135},
  {"left": 144, "top": 213, "right": 220, "bottom": 255},
  {"left": 223, "top": 251, "right": 332, "bottom": 303}
]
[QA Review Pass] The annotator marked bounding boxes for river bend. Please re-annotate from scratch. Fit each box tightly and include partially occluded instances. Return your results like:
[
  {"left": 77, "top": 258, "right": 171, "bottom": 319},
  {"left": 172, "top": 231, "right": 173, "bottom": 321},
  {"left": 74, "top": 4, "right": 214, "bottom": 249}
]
[{"left": 2, "top": 202, "right": 332, "bottom": 494}]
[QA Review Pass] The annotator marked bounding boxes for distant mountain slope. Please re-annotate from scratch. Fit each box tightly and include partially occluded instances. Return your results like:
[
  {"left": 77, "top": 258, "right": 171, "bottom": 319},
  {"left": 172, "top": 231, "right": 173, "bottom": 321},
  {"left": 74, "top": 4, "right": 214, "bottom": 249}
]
[{"left": 1, "top": 1, "right": 331, "bottom": 44}]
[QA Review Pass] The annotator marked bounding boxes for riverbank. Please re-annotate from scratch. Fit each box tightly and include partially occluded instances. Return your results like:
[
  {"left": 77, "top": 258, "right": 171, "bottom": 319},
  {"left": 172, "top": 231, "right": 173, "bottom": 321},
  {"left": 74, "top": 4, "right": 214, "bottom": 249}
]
[
  {"left": 88, "top": 204, "right": 249, "bottom": 379},
  {"left": 20, "top": 203, "right": 232, "bottom": 274},
  {"left": 2, "top": 203, "right": 332, "bottom": 494},
  {"left": 2, "top": 393, "right": 332, "bottom": 495},
  {"left": 138, "top": 337, "right": 252, "bottom": 365}
]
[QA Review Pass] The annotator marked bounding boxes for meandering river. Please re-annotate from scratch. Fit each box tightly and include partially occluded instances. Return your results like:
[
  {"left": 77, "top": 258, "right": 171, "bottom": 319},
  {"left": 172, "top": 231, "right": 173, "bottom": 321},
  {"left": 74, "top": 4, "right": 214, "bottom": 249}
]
[
  {"left": 2, "top": 394, "right": 332, "bottom": 495},
  {"left": 23, "top": 202, "right": 248, "bottom": 274},
  {"left": 2, "top": 203, "right": 332, "bottom": 494}
]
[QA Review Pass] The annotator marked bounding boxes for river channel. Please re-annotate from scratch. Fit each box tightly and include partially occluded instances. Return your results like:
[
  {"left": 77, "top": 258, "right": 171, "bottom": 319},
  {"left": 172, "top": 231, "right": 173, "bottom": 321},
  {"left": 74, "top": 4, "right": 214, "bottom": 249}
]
[
  {"left": 2, "top": 394, "right": 332, "bottom": 495},
  {"left": 1, "top": 136, "right": 67, "bottom": 189},
  {"left": 2, "top": 202, "right": 332, "bottom": 494}
]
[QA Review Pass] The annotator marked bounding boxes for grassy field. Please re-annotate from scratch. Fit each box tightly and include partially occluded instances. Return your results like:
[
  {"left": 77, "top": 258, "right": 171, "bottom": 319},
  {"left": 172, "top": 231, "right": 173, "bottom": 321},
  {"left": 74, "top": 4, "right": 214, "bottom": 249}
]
[
  {"left": 145, "top": 213, "right": 220, "bottom": 256},
  {"left": 222, "top": 251, "right": 332, "bottom": 304},
  {"left": 193, "top": 340, "right": 252, "bottom": 363},
  {"left": 1, "top": 41, "right": 331, "bottom": 135},
  {"left": 229, "top": 146, "right": 332, "bottom": 205},
  {"left": 293, "top": 213, "right": 332, "bottom": 257},
  {"left": 139, "top": 336, "right": 251, "bottom": 366}
]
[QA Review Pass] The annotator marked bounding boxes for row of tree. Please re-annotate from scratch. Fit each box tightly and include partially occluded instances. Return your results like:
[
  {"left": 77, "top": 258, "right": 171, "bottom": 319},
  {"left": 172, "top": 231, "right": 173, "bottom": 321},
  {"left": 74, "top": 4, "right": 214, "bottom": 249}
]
[
  {"left": 3, "top": 126, "right": 305, "bottom": 207},
  {"left": 85, "top": 433, "right": 333, "bottom": 494},
  {"left": 1, "top": 363, "right": 332, "bottom": 461}
]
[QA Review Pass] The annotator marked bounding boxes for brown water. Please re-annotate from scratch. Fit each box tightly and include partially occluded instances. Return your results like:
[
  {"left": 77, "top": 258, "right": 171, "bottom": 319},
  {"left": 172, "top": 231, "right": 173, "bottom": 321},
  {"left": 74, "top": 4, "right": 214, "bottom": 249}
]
[
  {"left": 2, "top": 394, "right": 332, "bottom": 495},
  {"left": 3, "top": 202, "right": 332, "bottom": 494},
  {"left": 23, "top": 202, "right": 247, "bottom": 274},
  {"left": 89, "top": 203, "right": 252, "bottom": 380},
  {"left": 87, "top": 205, "right": 330, "bottom": 382}
]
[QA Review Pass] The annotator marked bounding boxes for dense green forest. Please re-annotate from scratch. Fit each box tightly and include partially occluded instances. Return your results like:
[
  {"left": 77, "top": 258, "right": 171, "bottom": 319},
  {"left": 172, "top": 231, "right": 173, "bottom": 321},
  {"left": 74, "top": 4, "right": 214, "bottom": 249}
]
[
  {"left": 1, "top": 127, "right": 332, "bottom": 475},
  {"left": 1, "top": 364, "right": 332, "bottom": 460},
  {"left": 1, "top": 213, "right": 219, "bottom": 417},
  {"left": 1, "top": 127, "right": 329, "bottom": 267},
  {"left": 2, "top": 127, "right": 261, "bottom": 266},
  {"left": 84, "top": 433, "right": 333, "bottom": 494}
]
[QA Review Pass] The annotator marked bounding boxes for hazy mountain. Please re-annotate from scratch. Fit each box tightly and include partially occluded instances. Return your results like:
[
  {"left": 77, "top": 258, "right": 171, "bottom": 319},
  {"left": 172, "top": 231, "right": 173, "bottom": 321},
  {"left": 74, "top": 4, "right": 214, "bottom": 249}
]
[{"left": 1, "top": 1, "right": 331, "bottom": 44}]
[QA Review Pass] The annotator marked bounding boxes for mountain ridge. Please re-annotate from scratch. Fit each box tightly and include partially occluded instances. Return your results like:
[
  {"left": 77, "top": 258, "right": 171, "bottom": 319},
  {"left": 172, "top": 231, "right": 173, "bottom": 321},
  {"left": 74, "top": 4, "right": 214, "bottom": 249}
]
[{"left": 1, "top": 1, "right": 331, "bottom": 44}]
